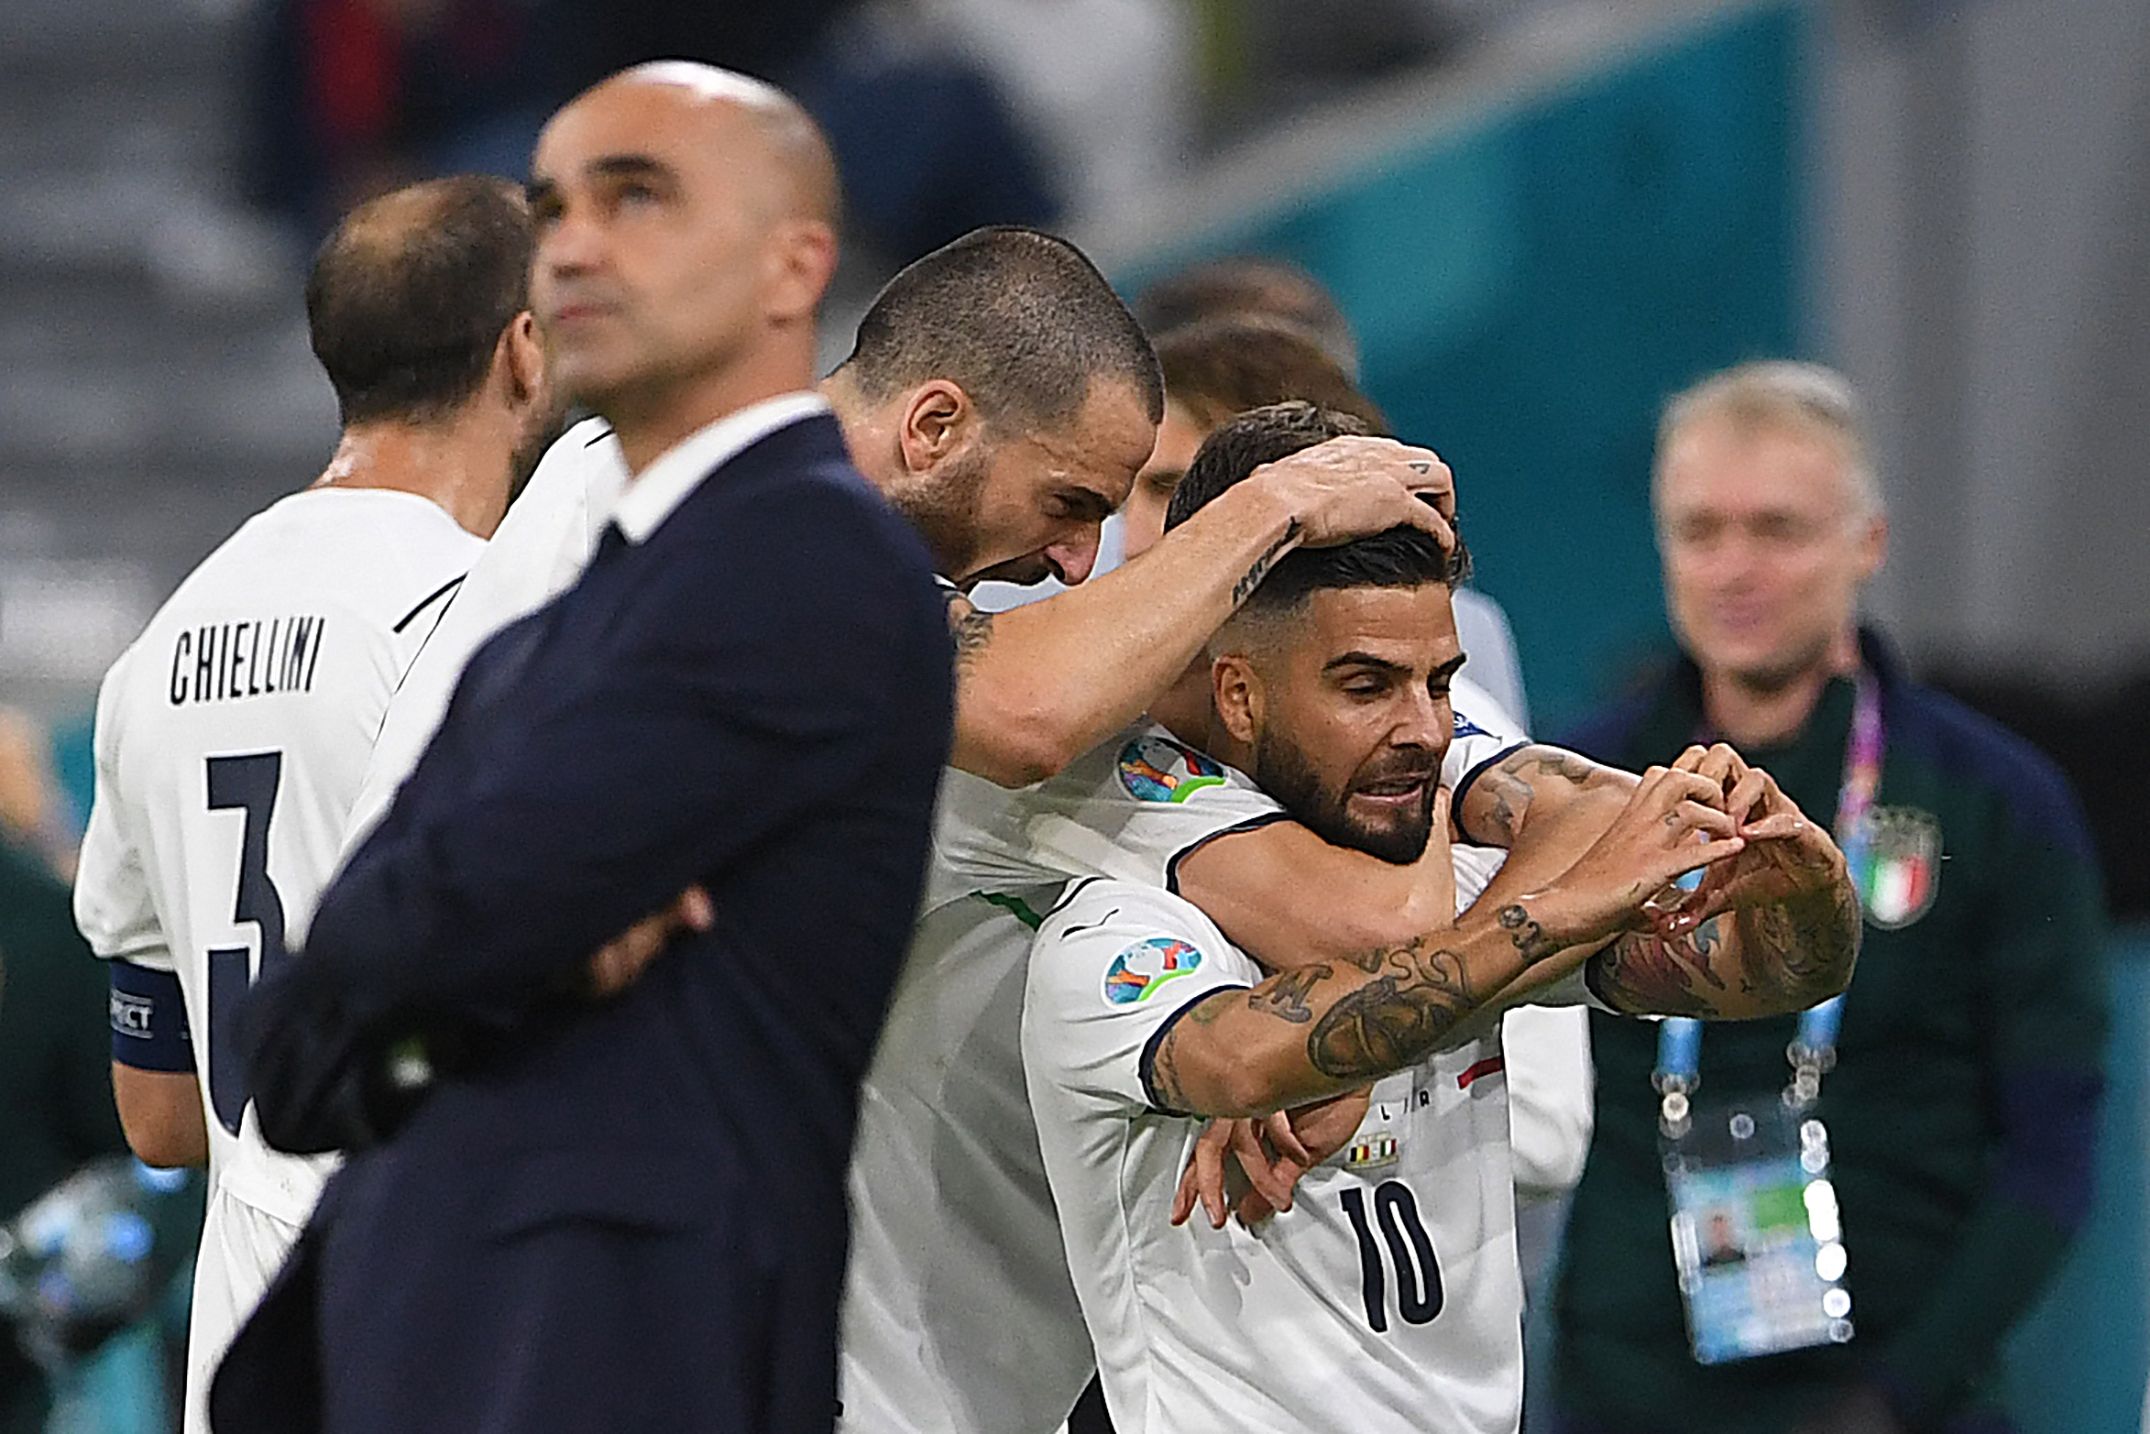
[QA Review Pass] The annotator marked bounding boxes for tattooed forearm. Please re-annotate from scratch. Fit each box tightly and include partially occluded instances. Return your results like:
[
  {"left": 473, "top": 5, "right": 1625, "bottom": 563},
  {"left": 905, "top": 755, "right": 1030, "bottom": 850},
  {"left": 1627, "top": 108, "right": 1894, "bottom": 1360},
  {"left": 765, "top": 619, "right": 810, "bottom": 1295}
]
[
  {"left": 1735, "top": 882, "right": 1860, "bottom": 1007},
  {"left": 1230, "top": 520, "right": 1302, "bottom": 607},
  {"left": 1589, "top": 919, "right": 1726, "bottom": 1017},
  {"left": 1305, "top": 939, "right": 1474, "bottom": 1080},
  {"left": 1470, "top": 746, "right": 1624, "bottom": 843},
  {"left": 947, "top": 603, "right": 994, "bottom": 674},
  {"left": 1247, "top": 965, "right": 1330, "bottom": 1024}
]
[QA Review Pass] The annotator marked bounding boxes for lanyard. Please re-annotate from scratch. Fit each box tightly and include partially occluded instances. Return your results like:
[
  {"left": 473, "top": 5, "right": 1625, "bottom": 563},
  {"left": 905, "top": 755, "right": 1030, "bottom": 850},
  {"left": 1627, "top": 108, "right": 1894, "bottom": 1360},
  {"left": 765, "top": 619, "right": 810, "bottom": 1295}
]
[{"left": 1654, "top": 670, "right": 1880, "bottom": 1120}]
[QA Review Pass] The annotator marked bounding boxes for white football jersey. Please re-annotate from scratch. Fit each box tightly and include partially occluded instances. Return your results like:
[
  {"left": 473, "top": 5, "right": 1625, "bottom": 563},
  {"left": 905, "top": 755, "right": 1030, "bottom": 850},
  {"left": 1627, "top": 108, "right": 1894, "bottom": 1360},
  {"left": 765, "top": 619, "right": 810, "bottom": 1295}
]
[
  {"left": 1024, "top": 877, "right": 1524, "bottom": 1434},
  {"left": 343, "top": 417, "right": 623, "bottom": 842},
  {"left": 838, "top": 683, "right": 1525, "bottom": 1433},
  {"left": 74, "top": 485, "right": 479, "bottom": 1431}
]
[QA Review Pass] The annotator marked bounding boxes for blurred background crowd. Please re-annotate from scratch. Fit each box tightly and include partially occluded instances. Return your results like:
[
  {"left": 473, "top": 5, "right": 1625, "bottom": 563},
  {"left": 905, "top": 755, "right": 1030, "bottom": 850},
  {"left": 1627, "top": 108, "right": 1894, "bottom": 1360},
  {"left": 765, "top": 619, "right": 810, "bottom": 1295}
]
[{"left": 0, "top": 0, "right": 2144, "bottom": 1429}]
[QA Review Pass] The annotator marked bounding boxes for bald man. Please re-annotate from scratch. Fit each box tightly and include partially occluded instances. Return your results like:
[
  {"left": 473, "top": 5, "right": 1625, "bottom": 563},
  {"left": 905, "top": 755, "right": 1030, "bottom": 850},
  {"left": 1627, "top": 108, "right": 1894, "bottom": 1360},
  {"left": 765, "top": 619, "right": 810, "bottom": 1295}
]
[{"left": 212, "top": 66, "right": 953, "bottom": 1434}]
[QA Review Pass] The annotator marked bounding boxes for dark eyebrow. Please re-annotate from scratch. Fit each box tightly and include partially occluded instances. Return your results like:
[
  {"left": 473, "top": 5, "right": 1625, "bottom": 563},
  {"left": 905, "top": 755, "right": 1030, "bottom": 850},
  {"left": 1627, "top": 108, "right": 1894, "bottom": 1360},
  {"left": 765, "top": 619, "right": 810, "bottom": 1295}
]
[
  {"left": 1065, "top": 487, "right": 1117, "bottom": 524},
  {"left": 1145, "top": 468, "right": 1185, "bottom": 487},
  {"left": 1322, "top": 650, "right": 1410, "bottom": 676},
  {"left": 1431, "top": 652, "right": 1469, "bottom": 682}
]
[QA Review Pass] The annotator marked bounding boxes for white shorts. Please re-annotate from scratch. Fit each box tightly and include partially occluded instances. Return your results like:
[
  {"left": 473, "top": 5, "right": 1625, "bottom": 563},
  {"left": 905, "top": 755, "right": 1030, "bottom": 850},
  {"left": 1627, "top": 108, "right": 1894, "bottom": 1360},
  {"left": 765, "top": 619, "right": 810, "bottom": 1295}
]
[{"left": 182, "top": 1185, "right": 302, "bottom": 1434}]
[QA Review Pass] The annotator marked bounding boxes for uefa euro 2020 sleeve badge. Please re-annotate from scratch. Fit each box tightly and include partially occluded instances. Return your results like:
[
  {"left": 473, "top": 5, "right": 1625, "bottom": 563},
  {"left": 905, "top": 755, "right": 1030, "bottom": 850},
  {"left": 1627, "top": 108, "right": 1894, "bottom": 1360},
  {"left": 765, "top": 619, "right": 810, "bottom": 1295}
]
[{"left": 1849, "top": 806, "right": 1941, "bottom": 930}]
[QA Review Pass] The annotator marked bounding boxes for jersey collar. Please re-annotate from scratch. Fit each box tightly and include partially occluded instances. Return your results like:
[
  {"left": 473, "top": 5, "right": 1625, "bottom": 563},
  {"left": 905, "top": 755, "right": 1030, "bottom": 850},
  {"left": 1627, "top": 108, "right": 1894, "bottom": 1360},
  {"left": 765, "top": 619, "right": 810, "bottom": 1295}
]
[{"left": 610, "top": 390, "right": 831, "bottom": 544}]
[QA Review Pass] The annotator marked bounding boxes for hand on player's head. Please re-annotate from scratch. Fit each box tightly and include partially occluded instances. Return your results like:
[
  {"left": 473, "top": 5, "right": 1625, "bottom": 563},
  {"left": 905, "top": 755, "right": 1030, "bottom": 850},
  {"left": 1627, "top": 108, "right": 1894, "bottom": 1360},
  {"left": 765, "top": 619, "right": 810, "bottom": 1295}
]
[{"left": 1251, "top": 435, "right": 1456, "bottom": 549}]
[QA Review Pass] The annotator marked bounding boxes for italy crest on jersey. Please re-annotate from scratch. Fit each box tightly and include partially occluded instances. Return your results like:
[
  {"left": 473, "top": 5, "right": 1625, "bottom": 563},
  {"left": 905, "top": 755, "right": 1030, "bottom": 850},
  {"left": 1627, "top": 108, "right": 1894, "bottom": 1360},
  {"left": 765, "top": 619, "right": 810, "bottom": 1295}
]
[
  {"left": 1117, "top": 736, "right": 1226, "bottom": 804},
  {"left": 1103, "top": 937, "right": 1203, "bottom": 1006},
  {"left": 1850, "top": 806, "right": 1941, "bottom": 930}
]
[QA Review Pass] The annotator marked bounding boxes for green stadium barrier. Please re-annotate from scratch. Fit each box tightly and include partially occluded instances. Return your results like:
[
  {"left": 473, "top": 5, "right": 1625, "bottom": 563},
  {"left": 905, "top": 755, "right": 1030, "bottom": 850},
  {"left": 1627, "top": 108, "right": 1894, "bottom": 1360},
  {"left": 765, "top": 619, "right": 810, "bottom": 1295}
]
[{"left": 1117, "top": 2, "right": 1805, "bottom": 731}]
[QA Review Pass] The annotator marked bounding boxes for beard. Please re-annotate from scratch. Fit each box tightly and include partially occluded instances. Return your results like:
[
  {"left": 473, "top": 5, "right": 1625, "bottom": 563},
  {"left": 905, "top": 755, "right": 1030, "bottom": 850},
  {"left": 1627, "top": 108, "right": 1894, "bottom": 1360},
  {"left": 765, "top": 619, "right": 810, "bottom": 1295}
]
[
  {"left": 1252, "top": 729, "right": 1437, "bottom": 866},
  {"left": 885, "top": 447, "right": 989, "bottom": 581},
  {"left": 506, "top": 399, "right": 575, "bottom": 508}
]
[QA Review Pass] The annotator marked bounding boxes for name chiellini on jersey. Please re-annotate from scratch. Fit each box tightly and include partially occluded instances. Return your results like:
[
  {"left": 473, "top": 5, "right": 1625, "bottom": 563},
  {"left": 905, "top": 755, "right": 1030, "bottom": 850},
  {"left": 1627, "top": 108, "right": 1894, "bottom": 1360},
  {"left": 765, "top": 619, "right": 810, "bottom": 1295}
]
[{"left": 73, "top": 486, "right": 480, "bottom": 1434}]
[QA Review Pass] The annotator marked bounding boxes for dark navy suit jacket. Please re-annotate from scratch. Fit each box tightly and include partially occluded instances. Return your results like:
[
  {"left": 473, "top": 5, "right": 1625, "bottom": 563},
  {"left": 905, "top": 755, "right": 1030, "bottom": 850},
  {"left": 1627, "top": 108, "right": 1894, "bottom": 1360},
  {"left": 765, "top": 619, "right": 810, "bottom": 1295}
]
[{"left": 211, "top": 413, "right": 953, "bottom": 1433}]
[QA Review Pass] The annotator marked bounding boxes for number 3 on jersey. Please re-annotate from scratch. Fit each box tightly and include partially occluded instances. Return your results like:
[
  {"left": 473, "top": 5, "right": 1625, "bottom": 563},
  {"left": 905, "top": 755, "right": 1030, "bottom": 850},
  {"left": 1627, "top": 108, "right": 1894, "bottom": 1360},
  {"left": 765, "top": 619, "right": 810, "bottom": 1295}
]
[
  {"left": 205, "top": 752, "right": 291, "bottom": 1134},
  {"left": 1341, "top": 1181, "right": 1444, "bottom": 1333}
]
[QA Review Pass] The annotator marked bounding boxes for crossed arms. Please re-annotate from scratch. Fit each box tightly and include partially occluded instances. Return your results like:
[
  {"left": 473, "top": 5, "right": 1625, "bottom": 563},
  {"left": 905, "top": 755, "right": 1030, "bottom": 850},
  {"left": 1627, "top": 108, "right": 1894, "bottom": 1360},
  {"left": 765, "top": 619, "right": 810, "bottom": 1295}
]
[{"left": 1144, "top": 748, "right": 1861, "bottom": 1120}]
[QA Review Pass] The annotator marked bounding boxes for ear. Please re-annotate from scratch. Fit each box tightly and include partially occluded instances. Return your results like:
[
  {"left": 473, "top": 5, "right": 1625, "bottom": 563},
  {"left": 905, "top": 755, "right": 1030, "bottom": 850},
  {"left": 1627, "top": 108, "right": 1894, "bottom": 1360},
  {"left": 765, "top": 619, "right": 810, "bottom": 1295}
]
[
  {"left": 501, "top": 312, "right": 546, "bottom": 409},
  {"left": 1855, "top": 511, "right": 1889, "bottom": 582},
  {"left": 898, "top": 380, "right": 975, "bottom": 479},
  {"left": 1210, "top": 651, "right": 1264, "bottom": 747},
  {"left": 767, "top": 219, "right": 838, "bottom": 327}
]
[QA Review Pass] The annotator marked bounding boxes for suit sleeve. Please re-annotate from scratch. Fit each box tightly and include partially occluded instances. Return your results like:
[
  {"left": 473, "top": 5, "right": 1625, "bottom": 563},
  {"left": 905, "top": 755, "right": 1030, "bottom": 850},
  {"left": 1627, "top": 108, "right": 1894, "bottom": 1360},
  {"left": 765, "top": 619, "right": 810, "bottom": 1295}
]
[
  {"left": 291, "top": 491, "right": 948, "bottom": 1034},
  {"left": 1870, "top": 765, "right": 2110, "bottom": 1418}
]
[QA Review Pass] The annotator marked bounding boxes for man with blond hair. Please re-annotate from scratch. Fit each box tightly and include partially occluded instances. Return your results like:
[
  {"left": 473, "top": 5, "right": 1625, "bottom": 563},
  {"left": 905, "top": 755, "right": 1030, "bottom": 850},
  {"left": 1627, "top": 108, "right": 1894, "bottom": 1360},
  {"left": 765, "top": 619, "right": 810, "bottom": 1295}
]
[{"left": 1551, "top": 362, "right": 2109, "bottom": 1434}]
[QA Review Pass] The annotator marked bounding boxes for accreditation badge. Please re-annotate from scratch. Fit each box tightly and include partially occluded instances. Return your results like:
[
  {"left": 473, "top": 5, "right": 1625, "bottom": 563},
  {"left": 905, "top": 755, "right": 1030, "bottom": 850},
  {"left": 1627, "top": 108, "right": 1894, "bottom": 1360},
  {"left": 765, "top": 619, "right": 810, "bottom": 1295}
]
[
  {"left": 1661, "top": 1098, "right": 1854, "bottom": 1365},
  {"left": 1848, "top": 806, "right": 1941, "bottom": 930}
]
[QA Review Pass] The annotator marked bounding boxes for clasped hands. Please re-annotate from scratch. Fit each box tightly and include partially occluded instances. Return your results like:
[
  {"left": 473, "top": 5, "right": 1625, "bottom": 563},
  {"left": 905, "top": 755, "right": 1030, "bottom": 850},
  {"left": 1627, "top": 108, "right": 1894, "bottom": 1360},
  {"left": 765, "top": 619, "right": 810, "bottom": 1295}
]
[{"left": 1174, "top": 742, "right": 1847, "bottom": 1231}]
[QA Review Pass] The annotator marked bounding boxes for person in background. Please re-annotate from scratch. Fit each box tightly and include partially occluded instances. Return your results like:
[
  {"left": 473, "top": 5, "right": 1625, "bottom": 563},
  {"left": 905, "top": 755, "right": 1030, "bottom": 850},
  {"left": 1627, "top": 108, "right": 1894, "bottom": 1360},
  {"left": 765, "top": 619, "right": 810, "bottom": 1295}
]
[
  {"left": 1552, "top": 361, "right": 2110, "bottom": 1434},
  {"left": 1135, "top": 262, "right": 1531, "bottom": 729},
  {"left": 0, "top": 708, "right": 78, "bottom": 882},
  {"left": 1137, "top": 256, "right": 1363, "bottom": 377},
  {"left": 0, "top": 826, "right": 130, "bottom": 1434}
]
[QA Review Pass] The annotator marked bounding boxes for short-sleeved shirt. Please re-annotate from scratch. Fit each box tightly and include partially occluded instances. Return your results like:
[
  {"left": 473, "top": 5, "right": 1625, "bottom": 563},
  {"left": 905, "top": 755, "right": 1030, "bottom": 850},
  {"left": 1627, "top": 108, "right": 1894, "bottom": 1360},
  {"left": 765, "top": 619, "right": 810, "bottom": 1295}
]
[
  {"left": 74, "top": 487, "right": 480, "bottom": 1225},
  {"left": 837, "top": 683, "right": 1528, "bottom": 1433},
  {"left": 343, "top": 418, "right": 622, "bottom": 843},
  {"left": 1023, "top": 876, "right": 1524, "bottom": 1434}
]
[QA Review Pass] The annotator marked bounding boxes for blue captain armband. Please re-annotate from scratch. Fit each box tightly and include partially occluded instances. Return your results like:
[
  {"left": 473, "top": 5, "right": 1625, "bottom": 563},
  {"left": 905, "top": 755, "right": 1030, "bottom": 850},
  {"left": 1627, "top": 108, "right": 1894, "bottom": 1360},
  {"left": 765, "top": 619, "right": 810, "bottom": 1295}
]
[{"left": 109, "top": 960, "right": 195, "bottom": 1072}]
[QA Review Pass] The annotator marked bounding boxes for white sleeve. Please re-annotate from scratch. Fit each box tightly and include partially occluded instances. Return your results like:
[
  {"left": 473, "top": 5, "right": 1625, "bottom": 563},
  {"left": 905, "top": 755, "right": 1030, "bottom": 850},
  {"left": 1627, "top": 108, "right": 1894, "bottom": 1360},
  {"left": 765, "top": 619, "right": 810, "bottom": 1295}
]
[
  {"left": 1445, "top": 673, "right": 1530, "bottom": 801},
  {"left": 72, "top": 659, "right": 174, "bottom": 971},
  {"left": 1452, "top": 588, "right": 1531, "bottom": 733},
  {"left": 937, "top": 726, "right": 1287, "bottom": 906},
  {"left": 343, "top": 421, "right": 623, "bottom": 848},
  {"left": 1501, "top": 1002, "right": 1595, "bottom": 1195},
  {"left": 1024, "top": 882, "right": 1262, "bottom": 1114}
]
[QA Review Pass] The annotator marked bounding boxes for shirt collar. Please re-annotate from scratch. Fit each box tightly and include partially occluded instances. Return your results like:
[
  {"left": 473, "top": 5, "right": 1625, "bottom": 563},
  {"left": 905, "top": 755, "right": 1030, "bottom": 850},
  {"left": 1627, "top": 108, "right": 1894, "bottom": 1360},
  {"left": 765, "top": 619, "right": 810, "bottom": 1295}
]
[{"left": 610, "top": 391, "right": 831, "bottom": 543}]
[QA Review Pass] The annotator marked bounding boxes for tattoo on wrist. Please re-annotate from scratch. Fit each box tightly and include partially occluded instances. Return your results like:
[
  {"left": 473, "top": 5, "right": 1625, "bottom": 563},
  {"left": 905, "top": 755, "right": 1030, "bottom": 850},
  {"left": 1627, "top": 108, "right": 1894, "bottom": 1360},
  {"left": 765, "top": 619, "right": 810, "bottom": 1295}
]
[
  {"left": 1496, "top": 903, "right": 1558, "bottom": 962},
  {"left": 1231, "top": 519, "right": 1302, "bottom": 607}
]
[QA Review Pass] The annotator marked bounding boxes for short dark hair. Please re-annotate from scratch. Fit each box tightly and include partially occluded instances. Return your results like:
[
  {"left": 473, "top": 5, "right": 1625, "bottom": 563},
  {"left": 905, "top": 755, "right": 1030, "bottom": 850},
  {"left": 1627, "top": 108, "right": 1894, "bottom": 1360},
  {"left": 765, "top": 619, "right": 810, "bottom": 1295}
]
[
  {"left": 306, "top": 176, "right": 534, "bottom": 426},
  {"left": 836, "top": 226, "right": 1163, "bottom": 429},
  {"left": 1137, "top": 257, "right": 1359, "bottom": 375},
  {"left": 1155, "top": 315, "right": 1387, "bottom": 433},
  {"left": 1168, "top": 401, "right": 1468, "bottom": 612}
]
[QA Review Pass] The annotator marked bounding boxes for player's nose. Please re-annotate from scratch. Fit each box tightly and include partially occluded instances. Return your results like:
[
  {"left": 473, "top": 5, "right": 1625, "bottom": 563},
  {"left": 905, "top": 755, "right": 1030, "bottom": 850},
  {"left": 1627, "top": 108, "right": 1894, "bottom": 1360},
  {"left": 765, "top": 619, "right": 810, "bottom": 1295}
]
[{"left": 1046, "top": 532, "right": 1100, "bottom": 587}]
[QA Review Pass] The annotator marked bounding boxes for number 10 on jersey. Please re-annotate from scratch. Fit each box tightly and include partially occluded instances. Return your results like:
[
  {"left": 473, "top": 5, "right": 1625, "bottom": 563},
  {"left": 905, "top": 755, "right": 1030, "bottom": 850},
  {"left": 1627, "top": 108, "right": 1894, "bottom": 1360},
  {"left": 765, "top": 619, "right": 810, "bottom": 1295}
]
[{"left": 1341, "top": 1181, "right": 1444, "bottom": 1333}]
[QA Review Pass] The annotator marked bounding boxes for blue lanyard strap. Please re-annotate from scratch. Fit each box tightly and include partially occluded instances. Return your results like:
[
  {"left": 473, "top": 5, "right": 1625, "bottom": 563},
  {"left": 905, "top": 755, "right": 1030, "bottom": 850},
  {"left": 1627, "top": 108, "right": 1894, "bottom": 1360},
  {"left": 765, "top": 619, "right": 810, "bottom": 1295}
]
[{"left": 1650, "top": 670, "right": 1877, "bottom": 1101}]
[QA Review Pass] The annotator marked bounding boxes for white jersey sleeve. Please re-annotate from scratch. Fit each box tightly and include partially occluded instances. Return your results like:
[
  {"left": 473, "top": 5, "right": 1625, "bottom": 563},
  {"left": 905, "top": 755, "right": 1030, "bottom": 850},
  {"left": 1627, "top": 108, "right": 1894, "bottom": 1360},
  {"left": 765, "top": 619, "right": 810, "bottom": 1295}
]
[
  {"left": 75, "top": 655, "right": 175, "bottom": 972},
  {"left": 1501, "top": 1002, "right": 1594, "bottom": 1195},
  {"left": 1022, "top": 879, "right": 1260, "bottom": 1113},
  {"left": 343, "top": 419, "right": 625, "bottom": 844},
  {"left": 929, "top": 727, "right": 1285, "bottom": 910},
  {"left": 1446, "top": 671, "right": 1530, "bottom": 802}
]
